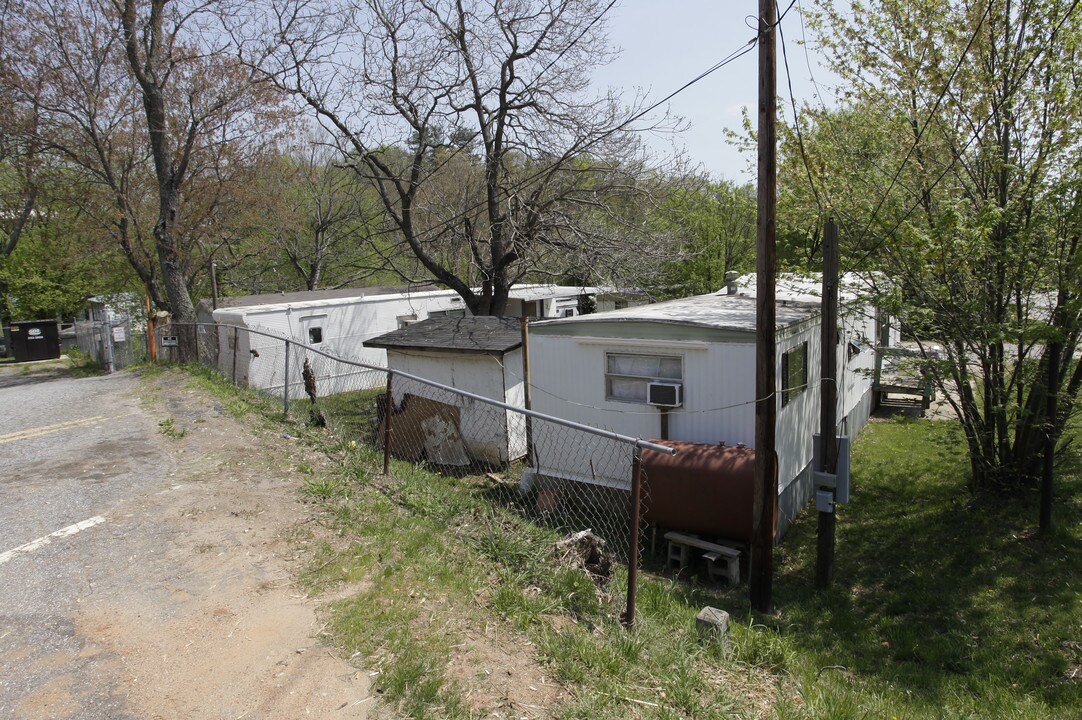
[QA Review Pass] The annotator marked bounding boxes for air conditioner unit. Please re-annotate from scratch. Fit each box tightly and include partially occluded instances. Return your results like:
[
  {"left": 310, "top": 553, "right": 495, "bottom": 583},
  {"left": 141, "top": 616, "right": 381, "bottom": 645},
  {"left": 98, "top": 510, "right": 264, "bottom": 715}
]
[{"left": 647, "top": 382, "right": 682, "bottom": 408}]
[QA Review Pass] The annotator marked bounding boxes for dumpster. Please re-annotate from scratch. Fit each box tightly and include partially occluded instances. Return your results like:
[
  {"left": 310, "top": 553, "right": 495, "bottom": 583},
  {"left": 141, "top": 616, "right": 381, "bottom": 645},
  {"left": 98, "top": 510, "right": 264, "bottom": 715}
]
[{"left": 9, "top": 320, "right": 61, "bottom": 362}]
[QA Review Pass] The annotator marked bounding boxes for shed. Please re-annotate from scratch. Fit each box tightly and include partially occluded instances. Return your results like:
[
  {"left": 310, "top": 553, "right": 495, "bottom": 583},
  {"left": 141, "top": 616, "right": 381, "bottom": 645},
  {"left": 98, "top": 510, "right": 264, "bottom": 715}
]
[
  {"left": 523, "top": 274, "right": 885, "bottom": 538},
  {"left": 365, "top": 316, "right": 526, "bottom": 466},
  {"left": 8, "top": 320, "right": 61, "bottom": 362}
]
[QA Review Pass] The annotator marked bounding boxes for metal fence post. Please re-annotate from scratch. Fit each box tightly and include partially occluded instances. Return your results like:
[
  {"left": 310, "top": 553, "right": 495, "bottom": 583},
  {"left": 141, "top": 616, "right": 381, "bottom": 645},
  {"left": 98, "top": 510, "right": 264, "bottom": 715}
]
[
  {"left": 623, "top": 446, "right": 645, "bottom": 629},
  {"left": 283, "top": 340, "right": 291, "bottom": 417},
  {"left": 382, "top": 373, "right": 394, "bottom": 475}
]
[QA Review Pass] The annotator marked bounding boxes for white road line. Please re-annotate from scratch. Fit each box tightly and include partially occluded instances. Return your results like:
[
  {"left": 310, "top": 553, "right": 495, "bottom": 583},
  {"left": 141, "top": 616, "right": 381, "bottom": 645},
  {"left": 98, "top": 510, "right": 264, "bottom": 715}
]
[{"left": 0, "top": 516, "right": 107, "bottom": 566}]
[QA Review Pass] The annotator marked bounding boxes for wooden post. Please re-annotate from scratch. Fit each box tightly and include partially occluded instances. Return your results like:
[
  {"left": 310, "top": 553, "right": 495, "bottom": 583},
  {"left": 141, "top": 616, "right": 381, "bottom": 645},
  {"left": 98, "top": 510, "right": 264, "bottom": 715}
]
[
  {"left": 751, "top": 0, "right": 778, "bottom": 615},
  {"left": 283, "top": 340, "right": 291, "bottom": 417},
  {"left": 145, "top": 288, "right": 157, "bottom": 363},
  {"left": 817, "top": 217, "right": 839, "bottom": 587},
  {"left": 519, "top": 316, "right": 534, "bottom": 464},
  {"left": 382, "top": 373, "right": 394, "bottom": 475},
  {"left": 623, "top": 447, "right": 644, "bottom": 629}
]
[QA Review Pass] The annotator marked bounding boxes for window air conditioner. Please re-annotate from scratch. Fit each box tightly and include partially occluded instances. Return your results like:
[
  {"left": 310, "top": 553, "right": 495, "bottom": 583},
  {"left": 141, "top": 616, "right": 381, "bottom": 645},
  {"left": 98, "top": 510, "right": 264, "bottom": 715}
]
[{"left": 647, "top": 382, "right": 683, "bottom": 407}]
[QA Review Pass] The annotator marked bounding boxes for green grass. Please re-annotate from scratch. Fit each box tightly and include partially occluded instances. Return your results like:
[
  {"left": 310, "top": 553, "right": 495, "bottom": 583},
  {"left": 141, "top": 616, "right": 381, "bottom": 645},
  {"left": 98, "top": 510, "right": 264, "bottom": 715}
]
[{"left": 165, "top": 363, "right": 1082, "bottom": 719}]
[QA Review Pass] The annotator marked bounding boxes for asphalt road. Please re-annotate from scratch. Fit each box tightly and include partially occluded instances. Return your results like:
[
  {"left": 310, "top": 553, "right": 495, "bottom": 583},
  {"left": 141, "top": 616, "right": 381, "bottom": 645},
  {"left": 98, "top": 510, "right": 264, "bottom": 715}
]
[{"left": 0, "top": 366, "right": 169, "bottom": 719}]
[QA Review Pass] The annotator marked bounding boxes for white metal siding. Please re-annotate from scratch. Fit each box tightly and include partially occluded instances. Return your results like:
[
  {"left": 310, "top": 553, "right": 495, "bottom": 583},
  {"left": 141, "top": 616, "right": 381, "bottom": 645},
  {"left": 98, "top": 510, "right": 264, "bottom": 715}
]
[
  {"left": 527, "top": 334, "right": 757, "bottom": 489},
  {"left": 387, "top": 350, "right": 521, "bottom": 464}
]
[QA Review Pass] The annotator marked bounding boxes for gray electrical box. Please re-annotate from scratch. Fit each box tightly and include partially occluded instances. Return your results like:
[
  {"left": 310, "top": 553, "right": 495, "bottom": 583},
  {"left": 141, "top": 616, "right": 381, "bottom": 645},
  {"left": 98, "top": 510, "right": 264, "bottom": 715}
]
[
  {"left": 812, "top": 434, "right": 851, "bottom": 504},
  {"left": 816, "top": 489, "right": 835, "bottom": 513}
]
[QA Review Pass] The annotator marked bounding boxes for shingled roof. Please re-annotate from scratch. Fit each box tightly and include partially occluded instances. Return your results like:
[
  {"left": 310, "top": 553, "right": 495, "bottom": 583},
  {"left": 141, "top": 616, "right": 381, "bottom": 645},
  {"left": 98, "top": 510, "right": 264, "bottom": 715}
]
[{"left": 364, "top": 316, "right": 523, "bottom": 354}]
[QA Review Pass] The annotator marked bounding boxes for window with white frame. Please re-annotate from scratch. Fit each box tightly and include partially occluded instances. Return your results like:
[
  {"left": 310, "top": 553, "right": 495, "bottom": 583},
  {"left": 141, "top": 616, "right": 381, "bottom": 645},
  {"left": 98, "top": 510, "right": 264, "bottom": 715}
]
[{"left": 605, "top": 352, "right": 682, "bottom": 403}]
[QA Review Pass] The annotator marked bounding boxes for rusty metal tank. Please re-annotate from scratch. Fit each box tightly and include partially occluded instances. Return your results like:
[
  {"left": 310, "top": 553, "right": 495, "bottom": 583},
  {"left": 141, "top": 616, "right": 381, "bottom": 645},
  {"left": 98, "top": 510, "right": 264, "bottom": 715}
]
[{"left": 640, "top": 440, "right": 776, "bottom": 543}]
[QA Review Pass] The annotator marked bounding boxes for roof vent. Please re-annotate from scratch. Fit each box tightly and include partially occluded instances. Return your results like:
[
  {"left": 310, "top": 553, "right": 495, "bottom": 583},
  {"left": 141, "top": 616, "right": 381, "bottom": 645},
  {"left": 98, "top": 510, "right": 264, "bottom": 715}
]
[{"left": 724, "top": 271, "right": 739, "bottom": 295}]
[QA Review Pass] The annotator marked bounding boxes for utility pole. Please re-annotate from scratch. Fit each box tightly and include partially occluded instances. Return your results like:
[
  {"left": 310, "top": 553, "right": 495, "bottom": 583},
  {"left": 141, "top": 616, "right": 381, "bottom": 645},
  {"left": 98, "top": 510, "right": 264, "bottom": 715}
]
[
  {"left": 751, "top": 0, "right": 778, "bottom": 614},
  {"left": 816, "top": 217, "right": 839, "bottom": 586}
]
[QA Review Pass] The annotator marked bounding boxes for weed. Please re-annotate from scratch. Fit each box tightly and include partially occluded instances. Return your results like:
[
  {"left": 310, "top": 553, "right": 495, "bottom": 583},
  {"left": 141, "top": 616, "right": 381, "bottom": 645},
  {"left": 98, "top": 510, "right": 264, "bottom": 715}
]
[
  {"left": 157, "top": 418, "right": 187, "bottom": 439},
  {"left": 301, "top": 475, "right": 344, "bottom": 499}
]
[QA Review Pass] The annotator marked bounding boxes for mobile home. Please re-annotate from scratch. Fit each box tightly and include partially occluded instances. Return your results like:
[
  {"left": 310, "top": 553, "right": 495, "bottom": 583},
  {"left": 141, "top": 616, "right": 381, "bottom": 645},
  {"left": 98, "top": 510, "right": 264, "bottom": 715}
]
[
  {"left": 208, "top": 284, "right": 607, "bottom": 398},
  {"left": 523, "top": 274, "right": 888, "bottom": 537}
]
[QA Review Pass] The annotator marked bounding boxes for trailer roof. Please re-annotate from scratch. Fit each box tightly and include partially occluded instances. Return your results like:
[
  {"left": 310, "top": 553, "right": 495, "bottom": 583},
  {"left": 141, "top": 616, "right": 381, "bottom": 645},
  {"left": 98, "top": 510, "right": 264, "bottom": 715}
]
[
  {"left": 365, "top": 316, "right": 523, "bottom": 354},
  {"left": 532, "top": 292, "right": 818, "bottom": 334}
]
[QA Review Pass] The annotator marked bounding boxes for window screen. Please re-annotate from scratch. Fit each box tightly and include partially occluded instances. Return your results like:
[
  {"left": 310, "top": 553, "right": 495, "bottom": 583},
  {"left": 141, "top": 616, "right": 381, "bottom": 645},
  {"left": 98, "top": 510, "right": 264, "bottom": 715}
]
[{"left": 605, "top": 353, "right": 682, "bottom": 403}]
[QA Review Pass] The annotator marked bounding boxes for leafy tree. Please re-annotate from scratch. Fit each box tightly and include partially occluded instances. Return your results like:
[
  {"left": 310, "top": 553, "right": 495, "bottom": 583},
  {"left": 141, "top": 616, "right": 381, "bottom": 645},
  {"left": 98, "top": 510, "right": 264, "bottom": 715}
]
[
  {"left": 229, "top": 0, "right": 674, "bottom": 315},
  {"left": 795, "top": 0, "right": 1082, "bottom": 490},
  {"left": 657, "top": 176, "right": 755, "bottom": 297}
]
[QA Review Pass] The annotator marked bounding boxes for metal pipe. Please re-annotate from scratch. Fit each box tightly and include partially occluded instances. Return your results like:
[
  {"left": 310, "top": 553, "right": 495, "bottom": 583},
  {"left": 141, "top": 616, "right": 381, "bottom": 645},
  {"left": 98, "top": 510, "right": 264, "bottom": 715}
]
[
  {"left": 520, "top": 316, "right": 534, "bottom": 464},
  {"left": 283, "top": 340, "right": 291, "bottom": 417},
  {"left": 382, "top": 373, "right": 394, "bottom": 475},
  {"left": 623, "top": 447, "right": 644, "bottom": 629}
]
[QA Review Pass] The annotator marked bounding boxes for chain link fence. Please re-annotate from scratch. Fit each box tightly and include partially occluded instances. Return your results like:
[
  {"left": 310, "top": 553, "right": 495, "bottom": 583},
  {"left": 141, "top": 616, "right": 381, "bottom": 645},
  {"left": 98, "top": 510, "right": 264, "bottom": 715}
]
[
  {"left": 74, "top": 317, "right": 147, "bottom": 371},
  {"left": 162, "top": 321, "right": 674, "bottom": 625}
]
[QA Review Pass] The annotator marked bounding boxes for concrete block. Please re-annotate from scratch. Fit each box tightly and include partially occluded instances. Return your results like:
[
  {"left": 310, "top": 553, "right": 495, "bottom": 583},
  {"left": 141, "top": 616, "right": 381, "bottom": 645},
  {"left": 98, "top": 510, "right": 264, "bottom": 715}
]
[{"left": 695, "top": 606, "right": 730, "bottom": 653}]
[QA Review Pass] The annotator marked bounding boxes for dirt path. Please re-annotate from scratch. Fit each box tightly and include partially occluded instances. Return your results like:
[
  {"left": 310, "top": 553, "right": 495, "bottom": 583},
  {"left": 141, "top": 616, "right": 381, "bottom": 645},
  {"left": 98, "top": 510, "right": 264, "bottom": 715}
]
[{"left": 0, "top": 365, "right": 370, "bottom": 719}]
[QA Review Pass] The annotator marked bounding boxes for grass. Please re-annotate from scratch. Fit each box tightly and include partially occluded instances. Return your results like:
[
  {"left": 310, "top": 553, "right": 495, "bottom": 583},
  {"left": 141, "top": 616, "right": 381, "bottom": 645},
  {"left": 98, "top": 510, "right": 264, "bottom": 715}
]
[{"left": 164, "top": 363, "right": 1082, "bottom": 719}]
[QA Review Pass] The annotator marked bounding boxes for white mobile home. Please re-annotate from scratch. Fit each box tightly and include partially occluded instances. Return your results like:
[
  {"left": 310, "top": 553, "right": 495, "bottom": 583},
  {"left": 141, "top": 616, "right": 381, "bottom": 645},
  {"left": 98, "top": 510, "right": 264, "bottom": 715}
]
[
  {"left": 365, "top": 316, "right": 526, "bottom": 466},
  {"left": 524, "top": 275, "right": 887, "bottom": 537},
  {"left": 208, "top": 284, "right": 606, "bottom": 398}
]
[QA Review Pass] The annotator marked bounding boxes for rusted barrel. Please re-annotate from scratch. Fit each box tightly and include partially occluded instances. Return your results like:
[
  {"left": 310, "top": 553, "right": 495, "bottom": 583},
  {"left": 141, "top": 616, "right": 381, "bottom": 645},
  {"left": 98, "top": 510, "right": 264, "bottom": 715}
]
[{"left": 641, "top": 440, "right": 775, "bottom": 543}]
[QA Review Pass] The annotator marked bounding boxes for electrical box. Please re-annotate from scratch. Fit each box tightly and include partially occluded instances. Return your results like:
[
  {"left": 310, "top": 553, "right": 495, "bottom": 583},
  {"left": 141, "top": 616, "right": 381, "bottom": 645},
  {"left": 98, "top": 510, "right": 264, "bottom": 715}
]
[
  {"left": 816, "top": 489, "right": 835, "bottom": 513},
  {"left": 812, "top": 434, "right": 851, "bottom": 503}
]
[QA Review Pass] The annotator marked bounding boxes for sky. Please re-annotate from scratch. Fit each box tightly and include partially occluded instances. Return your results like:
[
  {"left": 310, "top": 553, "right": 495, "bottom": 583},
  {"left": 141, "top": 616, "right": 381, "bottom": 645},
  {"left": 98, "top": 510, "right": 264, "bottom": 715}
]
[{"left": 592, "top": 1, "right": 838, "bottom": 183}]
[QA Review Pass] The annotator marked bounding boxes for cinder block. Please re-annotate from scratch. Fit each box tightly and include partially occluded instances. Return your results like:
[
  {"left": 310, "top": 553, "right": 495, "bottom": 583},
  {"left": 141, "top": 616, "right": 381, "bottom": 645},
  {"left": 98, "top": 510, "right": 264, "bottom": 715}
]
[{"left": 695, "top": 606, "right": 730, "bottom": 653}]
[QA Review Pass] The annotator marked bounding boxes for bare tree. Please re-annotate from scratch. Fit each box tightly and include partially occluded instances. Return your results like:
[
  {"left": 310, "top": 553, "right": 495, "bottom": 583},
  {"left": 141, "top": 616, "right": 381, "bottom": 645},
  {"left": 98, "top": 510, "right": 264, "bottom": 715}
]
[
  {"left": 1, "top": 0, "right": 284, "bottom": 356},
  {"left": 230, "top": 0, "right": 673, "bottom": 315}
]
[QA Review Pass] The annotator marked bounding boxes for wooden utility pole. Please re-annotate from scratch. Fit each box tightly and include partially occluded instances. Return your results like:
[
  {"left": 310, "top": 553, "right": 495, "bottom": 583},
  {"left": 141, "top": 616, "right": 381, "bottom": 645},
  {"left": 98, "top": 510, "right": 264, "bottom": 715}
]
[
  {"left": 816, "top": 217, "right": 839, "bottom": 587},
  {"left": 751, "top": 0, "right": 778, "bottom": 614}
]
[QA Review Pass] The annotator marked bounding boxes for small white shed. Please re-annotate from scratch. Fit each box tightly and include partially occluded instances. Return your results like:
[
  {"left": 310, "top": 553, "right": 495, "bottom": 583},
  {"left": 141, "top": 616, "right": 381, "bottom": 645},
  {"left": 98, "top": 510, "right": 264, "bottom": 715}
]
[
  {"left": 523, "top": 274, "right": 886, "bottom": 537},
  {"left": 365, "top": 316, "right": 526, "bottom": 466}
]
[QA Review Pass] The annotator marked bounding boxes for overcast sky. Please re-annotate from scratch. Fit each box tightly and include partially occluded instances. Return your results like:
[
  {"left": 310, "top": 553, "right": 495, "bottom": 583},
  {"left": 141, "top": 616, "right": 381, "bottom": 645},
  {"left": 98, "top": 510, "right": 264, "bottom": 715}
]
[{"left": 593, "top": 1, "right": 837, "bottom": 183}]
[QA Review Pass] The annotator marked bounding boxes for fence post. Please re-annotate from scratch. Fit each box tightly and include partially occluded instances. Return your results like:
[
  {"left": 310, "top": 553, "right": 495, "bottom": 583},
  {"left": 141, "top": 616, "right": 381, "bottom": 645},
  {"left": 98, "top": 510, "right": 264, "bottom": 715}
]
[
  {"left": 382, "top": 373, "right": 394, "bottom": 475},
  {"left": 283, "top": 340, "right": 291, "bottom": 417},
  {"left": 519, "top": 316, "right": 534, "bottom": 465},
  {"left": 623, "top": 446, "right": 644, "bottom": 629}
]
